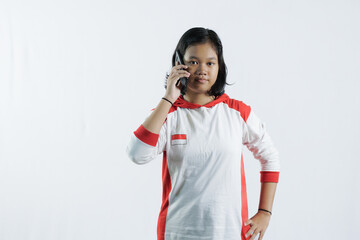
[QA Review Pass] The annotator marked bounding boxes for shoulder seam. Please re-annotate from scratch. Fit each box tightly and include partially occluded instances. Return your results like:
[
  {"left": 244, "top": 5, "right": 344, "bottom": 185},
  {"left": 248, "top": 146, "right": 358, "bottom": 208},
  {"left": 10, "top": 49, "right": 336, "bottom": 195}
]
[{"left": 223, "top": 98, "right": 251, "bottom": 123}]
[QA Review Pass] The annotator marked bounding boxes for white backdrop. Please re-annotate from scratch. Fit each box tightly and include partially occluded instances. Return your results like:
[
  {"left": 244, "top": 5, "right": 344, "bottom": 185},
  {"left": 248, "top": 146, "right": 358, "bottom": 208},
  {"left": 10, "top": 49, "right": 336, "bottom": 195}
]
[{"left": 1, "top": 0, "right": 359, "bottom": 239}]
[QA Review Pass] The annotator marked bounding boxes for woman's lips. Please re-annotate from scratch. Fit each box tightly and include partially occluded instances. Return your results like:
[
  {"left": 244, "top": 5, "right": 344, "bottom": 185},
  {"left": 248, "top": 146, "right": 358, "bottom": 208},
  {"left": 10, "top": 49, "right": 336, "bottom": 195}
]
[{"left": 195, "top": 79, "right": 207, "bottom": 83}]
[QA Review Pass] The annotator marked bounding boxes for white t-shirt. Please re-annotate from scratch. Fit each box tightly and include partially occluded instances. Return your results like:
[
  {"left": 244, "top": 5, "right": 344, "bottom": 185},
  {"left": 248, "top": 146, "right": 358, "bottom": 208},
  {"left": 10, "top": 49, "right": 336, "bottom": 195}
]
[{"left": 126, "top": 93, "right": 280, "bottom": 240}]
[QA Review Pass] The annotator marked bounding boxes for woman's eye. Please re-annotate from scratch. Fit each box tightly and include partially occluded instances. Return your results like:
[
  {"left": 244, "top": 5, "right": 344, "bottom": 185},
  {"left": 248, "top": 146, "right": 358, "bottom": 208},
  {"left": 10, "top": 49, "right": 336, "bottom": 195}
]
[{"left": 188, "top": 61, "right": 214, "bottom": 65}]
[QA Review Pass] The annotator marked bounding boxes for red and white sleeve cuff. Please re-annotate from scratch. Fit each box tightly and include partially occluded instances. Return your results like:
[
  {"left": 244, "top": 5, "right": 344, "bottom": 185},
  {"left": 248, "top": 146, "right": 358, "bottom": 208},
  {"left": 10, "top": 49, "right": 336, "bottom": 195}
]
[
  {"left": 133, "top": 124, "right": 159, "bottom": 147},
  {"left": 260, "top": 171, "right": 280, "bottom": 183}
]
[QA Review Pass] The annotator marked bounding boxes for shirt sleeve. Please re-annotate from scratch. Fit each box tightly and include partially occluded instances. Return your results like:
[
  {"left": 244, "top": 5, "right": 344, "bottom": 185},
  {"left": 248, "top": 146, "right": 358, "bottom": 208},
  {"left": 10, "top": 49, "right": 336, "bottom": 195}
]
[
  {"left": 126, "top": 110, "right": 167, "bottom": 164},
  {"left": 242, "top": 107, "right": 280, "bottom": 182}
]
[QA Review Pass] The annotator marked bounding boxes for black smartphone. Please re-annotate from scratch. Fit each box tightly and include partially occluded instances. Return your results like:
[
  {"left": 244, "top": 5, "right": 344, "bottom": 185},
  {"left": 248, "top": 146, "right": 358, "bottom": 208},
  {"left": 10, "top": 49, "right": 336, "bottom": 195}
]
[{"left": 175, "top": 50, "right": 188, "bottom": 95}]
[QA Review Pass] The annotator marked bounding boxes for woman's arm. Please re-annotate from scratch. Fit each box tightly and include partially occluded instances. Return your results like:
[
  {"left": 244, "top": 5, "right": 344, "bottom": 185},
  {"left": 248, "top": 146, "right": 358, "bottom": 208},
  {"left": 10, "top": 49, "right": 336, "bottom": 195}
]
[
  {"left": 126, "top": 97, "right": 172, "bottom": 165},
  {"left": 242, "top": 107, "right": 280, "bottom": 240},
  {"left": 259, "top": 182, "right": 277, "bottom": 213},
  {"left": 244, "top": 182, "right": 278, "bottom": 240},
  {"left": 126, "top": 62, "right": 189, "bottom": 164},
  {"left": 142, "top": 95, "right": 174, "bottom": 134},
  {"left": 134, "top": 61, "right": 189, "bottom": 136}
]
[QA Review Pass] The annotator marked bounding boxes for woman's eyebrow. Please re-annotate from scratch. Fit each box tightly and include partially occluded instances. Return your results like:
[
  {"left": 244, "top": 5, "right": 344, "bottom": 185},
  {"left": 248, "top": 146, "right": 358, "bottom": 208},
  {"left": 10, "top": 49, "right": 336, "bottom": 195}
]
[{"left": 189, "top": 56, "right": 217, "bottom": 60}]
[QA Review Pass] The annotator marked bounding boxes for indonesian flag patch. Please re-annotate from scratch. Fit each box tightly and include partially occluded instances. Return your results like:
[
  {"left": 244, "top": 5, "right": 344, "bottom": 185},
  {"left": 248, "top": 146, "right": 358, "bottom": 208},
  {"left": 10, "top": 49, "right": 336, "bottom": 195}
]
[{"left": 171, "top": 134, "right": 187, "bottom": 145}]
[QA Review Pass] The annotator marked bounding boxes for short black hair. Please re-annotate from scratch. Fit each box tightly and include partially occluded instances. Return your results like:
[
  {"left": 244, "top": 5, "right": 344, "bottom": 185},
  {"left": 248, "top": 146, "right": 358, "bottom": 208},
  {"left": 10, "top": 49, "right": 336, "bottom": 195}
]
[{"left": 165, "top": 27, "right": 233, "bottom": 98}]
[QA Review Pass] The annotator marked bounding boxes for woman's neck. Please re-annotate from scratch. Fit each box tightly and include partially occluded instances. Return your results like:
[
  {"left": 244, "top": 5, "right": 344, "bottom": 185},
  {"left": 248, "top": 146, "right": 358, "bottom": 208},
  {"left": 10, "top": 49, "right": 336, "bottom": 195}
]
[{"left": 183, "top": 93, "right": 216, "bottom": 106}]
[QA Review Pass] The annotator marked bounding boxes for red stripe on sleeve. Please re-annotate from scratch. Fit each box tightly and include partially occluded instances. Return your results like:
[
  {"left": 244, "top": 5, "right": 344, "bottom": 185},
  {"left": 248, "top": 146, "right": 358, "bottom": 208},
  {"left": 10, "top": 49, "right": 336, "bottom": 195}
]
[
  {"left": 134, "top": 124, "right": 159, "bottom": 147},
  {"left": 260, "top": 171, "right": 280, "bottom": 183}
]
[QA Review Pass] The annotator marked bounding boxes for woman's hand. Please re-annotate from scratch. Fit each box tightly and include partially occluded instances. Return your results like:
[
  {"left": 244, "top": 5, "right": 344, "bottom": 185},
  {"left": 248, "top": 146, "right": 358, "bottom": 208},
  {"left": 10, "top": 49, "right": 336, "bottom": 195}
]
[
  {"left": 244, "top": 211, "right": 271, "bottom": 240},
  {"left": 164, "top": 61, "right": 190, "bottom": 103}
]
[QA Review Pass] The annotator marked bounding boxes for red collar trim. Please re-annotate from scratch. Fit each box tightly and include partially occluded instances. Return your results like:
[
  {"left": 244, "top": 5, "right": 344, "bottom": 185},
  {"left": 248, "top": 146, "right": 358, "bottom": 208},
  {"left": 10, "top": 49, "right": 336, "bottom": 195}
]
[{"left": 172, "top": 93, "right": 229, "bottom": 109}]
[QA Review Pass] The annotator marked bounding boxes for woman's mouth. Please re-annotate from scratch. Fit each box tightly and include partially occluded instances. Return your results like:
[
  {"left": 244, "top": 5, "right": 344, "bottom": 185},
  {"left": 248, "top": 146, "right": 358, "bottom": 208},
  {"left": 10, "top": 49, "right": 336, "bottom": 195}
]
[{"left": 195, "top": 78, "right": 208, "bottom": 83}]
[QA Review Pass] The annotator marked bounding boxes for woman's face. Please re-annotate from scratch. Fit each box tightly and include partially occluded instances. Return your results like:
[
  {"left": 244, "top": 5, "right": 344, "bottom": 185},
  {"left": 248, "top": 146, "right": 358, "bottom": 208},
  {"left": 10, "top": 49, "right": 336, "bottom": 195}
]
[{"left": 183, "top": 42, "right": 219, "bottom": 95}]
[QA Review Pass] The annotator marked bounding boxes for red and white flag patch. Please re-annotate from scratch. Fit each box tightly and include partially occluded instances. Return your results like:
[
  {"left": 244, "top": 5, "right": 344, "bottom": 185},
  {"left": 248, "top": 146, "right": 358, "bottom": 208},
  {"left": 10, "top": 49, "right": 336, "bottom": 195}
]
[{"left": 171, "top": 134, "right": 187, "bottom": 145}]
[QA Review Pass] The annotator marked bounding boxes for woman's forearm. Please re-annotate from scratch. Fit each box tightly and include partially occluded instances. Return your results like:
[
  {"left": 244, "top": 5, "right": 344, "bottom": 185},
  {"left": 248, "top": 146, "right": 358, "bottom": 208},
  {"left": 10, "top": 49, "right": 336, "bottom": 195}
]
[
  {"left": 142, "top": 97, "right": 173, "bottom": 134},
  {"left": 258, "top": 182, "right": 278, "bottom": 212}
]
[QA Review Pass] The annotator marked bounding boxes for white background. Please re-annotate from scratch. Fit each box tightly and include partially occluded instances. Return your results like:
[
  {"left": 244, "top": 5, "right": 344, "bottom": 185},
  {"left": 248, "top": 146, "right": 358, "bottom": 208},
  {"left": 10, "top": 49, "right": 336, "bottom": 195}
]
[{"left": 1, "top": 0, "right": 359, "bottom": 239}]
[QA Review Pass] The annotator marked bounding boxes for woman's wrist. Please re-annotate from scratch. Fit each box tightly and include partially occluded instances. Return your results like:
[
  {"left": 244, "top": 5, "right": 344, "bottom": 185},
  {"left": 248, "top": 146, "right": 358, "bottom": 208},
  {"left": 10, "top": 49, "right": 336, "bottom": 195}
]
[
  {"left": 163, "top": 95, "right": 176, "bottom": 104},
  {"left": 161, "top": 97, "right": 173, "bottom": 106},
  {"left": 258, "top": 208, "right": 272, "bottom": 216}
]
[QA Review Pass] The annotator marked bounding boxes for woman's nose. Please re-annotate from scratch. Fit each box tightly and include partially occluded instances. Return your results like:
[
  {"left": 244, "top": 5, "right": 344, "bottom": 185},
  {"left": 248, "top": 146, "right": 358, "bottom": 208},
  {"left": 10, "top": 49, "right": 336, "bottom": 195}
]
[{"left": 196, "top": 63, "right": 207, "bottom": 74}]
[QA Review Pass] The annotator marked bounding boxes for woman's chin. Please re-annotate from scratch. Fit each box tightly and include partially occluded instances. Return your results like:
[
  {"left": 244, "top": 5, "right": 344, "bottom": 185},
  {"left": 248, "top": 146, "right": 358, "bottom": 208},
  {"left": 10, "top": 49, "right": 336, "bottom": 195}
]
[
  {"left": 186, "top": 88, "right": 209, "bottom": 95},
  {"left": 187, "top": 84, "right": 211, "bottom": 94}
]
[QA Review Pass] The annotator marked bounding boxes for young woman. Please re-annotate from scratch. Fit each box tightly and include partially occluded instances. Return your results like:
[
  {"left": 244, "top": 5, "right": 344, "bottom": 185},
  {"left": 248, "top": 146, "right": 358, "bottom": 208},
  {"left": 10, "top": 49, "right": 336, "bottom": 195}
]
[{"left": 126, "top": 27, "right": 280, "bottom": 240}]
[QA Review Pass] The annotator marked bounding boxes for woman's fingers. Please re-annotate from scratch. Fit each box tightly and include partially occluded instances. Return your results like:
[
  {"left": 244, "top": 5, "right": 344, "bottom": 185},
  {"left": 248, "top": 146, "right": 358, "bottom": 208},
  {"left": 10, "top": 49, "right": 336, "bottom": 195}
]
[
  {"left": 175, "top": 70, "right": 190, "bottom": 76},
  {"left": 244, "top": 212, "right": 270, "bottom": 240},
  {"left": 175, "top": 61, "right": 188, "bottom": 69},
  {"left": 244, "top": 219, "right": 252, "bottom": 226},
  {"left": 258, "top": 231, "right": 265, "bottom": 240},
  {"left": 249, "top": 229, "right": 260, "bottom": 240},
  {"left": 169, "top": 71, "right": 190, "bottom": 82},
  {"left": 245, "top": 224, "right": 257, "bottom": 238}
]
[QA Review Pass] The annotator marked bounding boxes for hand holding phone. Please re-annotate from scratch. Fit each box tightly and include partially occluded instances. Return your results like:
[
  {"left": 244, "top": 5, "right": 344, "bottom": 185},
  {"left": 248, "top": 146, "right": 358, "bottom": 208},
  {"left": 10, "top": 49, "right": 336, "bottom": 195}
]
[{"left": 175, "top": 50, "right": 188, "bottom": 95}]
